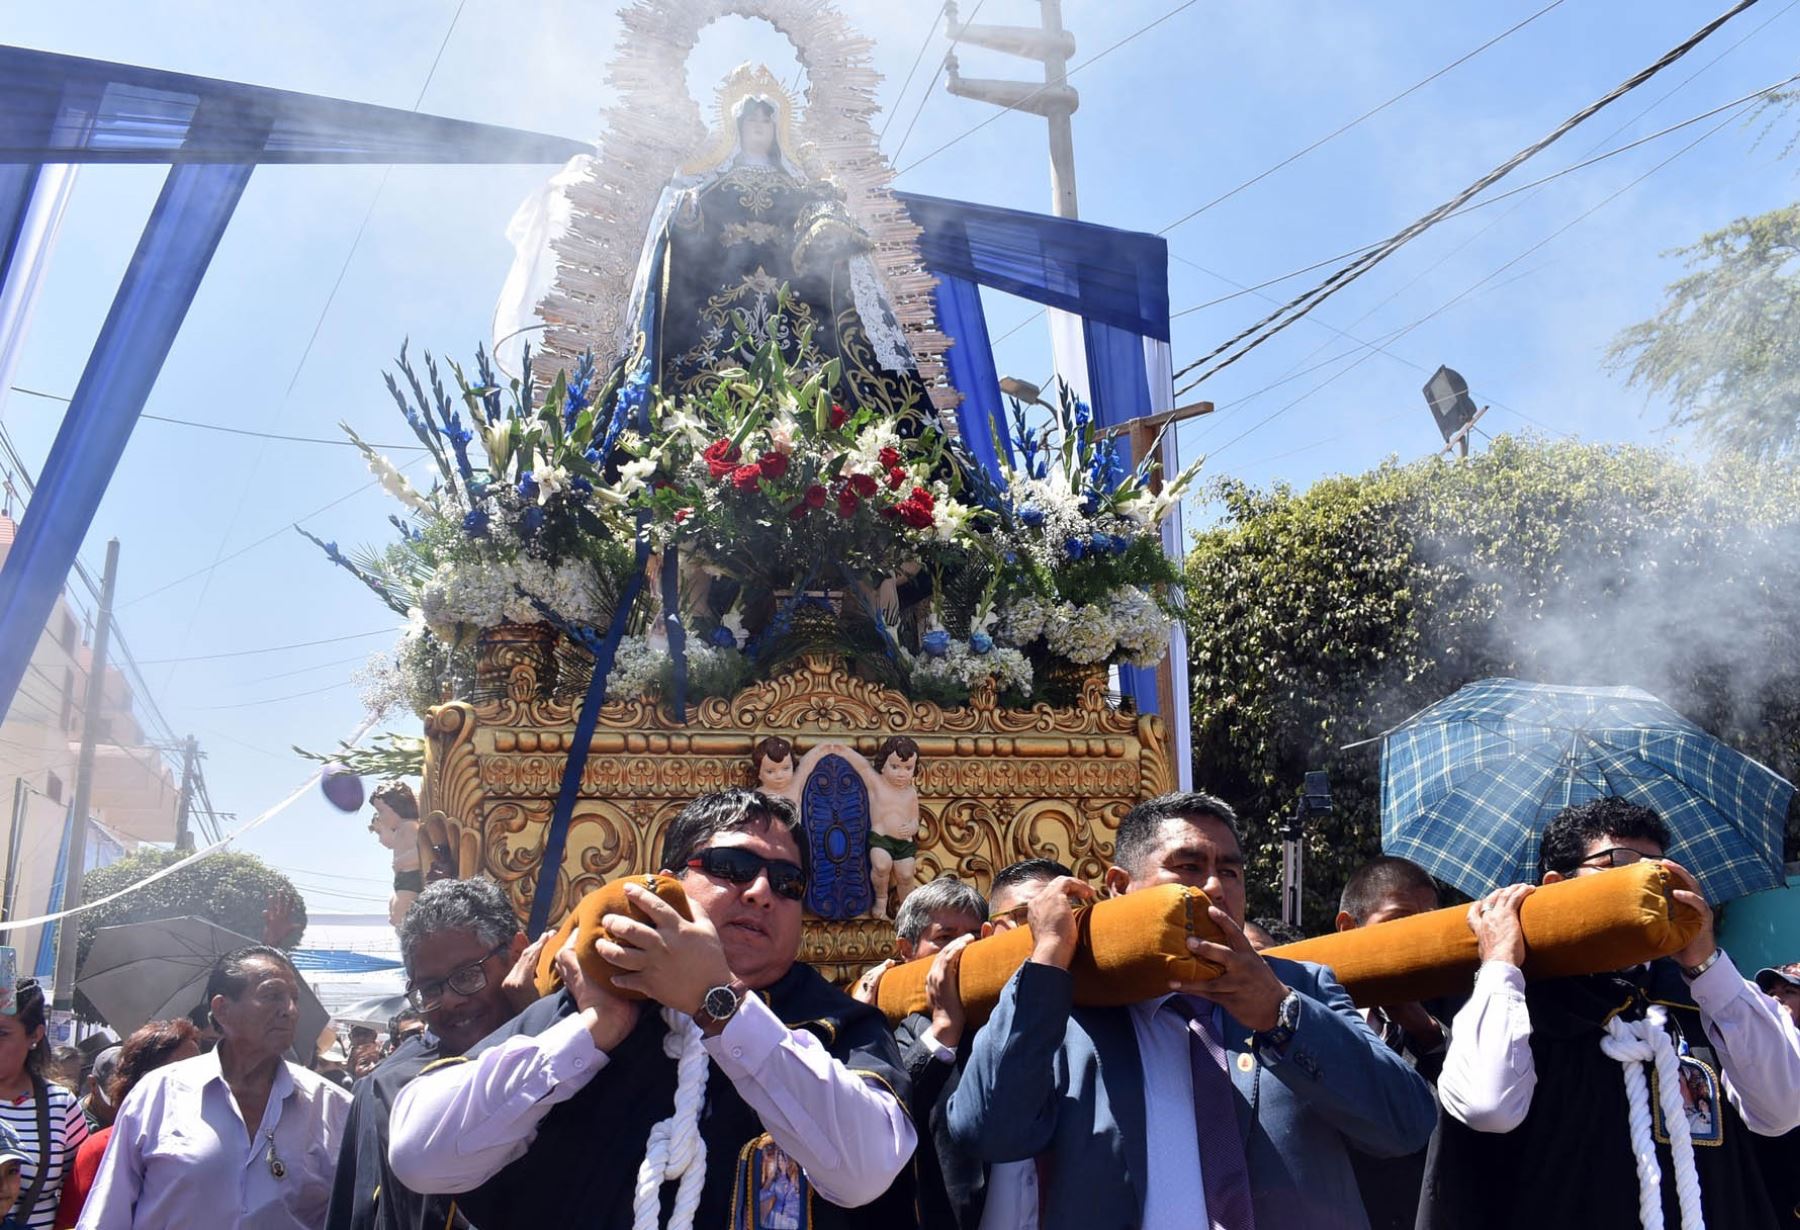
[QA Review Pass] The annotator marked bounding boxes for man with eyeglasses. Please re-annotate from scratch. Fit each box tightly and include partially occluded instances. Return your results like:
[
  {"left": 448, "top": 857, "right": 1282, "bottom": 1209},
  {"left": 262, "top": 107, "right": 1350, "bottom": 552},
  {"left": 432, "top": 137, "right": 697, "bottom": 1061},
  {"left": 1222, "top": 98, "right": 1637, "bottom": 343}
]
[
  {"left": 326, "top": 876, "right": 533, "bottom": 1230},
  {"left": 1422, "top": 796, "right": 1800, "bottom": 1230},
  {"left": 386, "top": 788, "right": 917, "bottom": 1229}
]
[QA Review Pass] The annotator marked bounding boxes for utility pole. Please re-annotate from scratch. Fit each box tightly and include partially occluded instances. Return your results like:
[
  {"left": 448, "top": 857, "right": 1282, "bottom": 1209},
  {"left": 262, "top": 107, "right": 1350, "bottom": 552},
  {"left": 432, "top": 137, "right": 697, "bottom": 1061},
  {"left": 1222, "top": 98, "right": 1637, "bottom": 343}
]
[
  {"left": 944, "top": 0, "right": 1081, "bottom": 219},
  {"left": 174, "top": 735, "right": 198, "bottom": 853},
  {"left": 52, "top": 537, "right": 119, "bottom": 1016},
  {"left": 2, "top": 779, "right": 25, "bottom": 921}
]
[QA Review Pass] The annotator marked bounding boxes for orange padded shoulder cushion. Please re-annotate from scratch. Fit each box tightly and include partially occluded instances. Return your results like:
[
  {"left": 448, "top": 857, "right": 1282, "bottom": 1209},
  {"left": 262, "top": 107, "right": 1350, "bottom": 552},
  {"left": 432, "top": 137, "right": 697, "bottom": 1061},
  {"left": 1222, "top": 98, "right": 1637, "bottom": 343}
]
[
  {"left": 876, "top": 883, "right": 1226, "bottom": 1025},
  {"left": 533, "top": 874, "right": 693, "bottom": 999},
  {"left": 1266, "top": 861, "right": 1705, "bottom": 1007}
]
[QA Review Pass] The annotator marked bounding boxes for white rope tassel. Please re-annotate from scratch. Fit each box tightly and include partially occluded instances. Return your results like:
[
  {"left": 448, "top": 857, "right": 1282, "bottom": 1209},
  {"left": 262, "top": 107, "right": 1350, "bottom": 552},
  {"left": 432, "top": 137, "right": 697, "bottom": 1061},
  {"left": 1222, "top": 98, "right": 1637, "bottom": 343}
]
[
  {"left": 631, "top": 1009, "right": 710, "bottom": 1230},
  {"left": 1599, "top": 1006, "right": 1706, "bottom": 1230}
]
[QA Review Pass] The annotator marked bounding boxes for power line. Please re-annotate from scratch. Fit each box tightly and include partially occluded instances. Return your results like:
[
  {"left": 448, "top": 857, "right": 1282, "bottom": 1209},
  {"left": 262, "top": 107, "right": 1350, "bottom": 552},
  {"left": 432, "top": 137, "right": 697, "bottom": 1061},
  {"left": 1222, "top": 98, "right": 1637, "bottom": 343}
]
[
  {"left": 188, "top": 679, "right": 356, "bottom": 711},
  {"left": 1198, "top": 107, "right": 1740, "bottom": 457},
  {"left": 896, "top": 0, "right": 1203, "bottom": 175},
  {"left": 1159, "top": 0, "right": 1570, "bottom": 235},
  {"left": 135, "top": 628, "right": 395, "bottom": 667},
  {"left": 1171, "top": 0, "right": 1763, "bottom": 393},
  {"left": 880, "top": 1, "right": 951, "bottom": 144},
  {"left": 6, "top": 387, "right": 424, "bottom": 450},
  {"left": 891, "top": 0, "right": 991, "bottom": 162}
]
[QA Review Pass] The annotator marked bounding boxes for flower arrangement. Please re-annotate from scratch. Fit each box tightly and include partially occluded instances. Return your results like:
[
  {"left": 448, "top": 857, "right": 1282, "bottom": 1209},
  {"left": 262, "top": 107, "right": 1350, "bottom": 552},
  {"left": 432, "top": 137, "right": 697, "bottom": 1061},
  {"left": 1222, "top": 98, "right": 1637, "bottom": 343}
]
[{"left": 311, "top": 323, "right": 1198, "bottom": 718}]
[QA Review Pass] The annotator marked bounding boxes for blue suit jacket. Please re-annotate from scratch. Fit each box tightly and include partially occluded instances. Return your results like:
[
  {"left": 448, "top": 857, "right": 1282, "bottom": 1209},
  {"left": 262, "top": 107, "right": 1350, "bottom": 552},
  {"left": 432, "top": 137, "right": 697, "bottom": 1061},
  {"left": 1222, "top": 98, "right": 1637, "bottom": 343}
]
[{"left": 946, "top": 957, "right": 1437, "bottom": 1230}]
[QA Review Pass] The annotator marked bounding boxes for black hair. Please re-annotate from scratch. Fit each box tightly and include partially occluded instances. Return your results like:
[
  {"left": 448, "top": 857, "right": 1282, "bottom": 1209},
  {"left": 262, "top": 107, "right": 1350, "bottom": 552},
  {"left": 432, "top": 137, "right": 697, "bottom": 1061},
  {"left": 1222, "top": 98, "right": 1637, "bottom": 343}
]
[
  {"left": 371, "top": 780, "right": 419, "bottom": 821},
  {"left": 990, "top": 857, "right": 1073, "bottom": 906},
  {"left": 659, "top": 788, "right": 809, "bottom": 882},
  {"left": 397, "top": 876, "right": 521, "bottom": 975},
  {"left": 202, "top": 945, "right": 297, "bottom": 1024},
  {"left": 1248, "top": 916, "right": 1306, "bottom": 947},
  {"left": 1539, "top": 797, "right": 1670, "bottom": 879},
  {"left": 1338, "top": 855, "right": 1439, "bottom": 924},
  {"left": 873, "top": 736, "right": 920, "bottom": 772},
  {"left": 1114, "top": 790, "right": 1240, "bottom": 877},
  {"left": 8, "top": 977, "right": 49, "bottom": 1078}
]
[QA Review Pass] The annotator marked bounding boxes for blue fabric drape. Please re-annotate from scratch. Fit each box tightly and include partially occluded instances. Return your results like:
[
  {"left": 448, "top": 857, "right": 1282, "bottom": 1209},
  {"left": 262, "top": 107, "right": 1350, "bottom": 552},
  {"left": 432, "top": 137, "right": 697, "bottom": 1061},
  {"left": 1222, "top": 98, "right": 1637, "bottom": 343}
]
[
  {"left": 933, "top": 271, "right": 1010, "bottom": 480},
  {"left": 1084, "top": 321, "right": 1158, "bottom": 713},
  {"left": 897, "top": 191, "right": 1169, "bottom": 341}
]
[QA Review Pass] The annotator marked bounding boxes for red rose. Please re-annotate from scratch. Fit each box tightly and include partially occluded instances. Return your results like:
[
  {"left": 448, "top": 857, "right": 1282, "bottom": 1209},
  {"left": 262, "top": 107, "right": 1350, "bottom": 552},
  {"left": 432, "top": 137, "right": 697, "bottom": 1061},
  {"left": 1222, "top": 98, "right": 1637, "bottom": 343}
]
[
  {"left": 829, "top": 403, "right": 848, "bottom": 429},
  {"left": 674, "top": 507, "right": 693, "bottom": 523},
  {"left": 789, "top": 502, "right": 810, "bottom": 520},
  {"left": 909, "top": 486, "right": 935, "bottom": 510},
  {"left": 878, "top": 446, "right": 901, "bottom": 469},
  {"left": 804, "top": 484, "right": 828, "bottom": 509},
  {"left": 848, "top": 472, "right": 878, "bottom": 498},
  {"left": 652, "top": 478, "right": 673, "bottom": 492},
  {"left": 756, "top": 451, "right": 790, "bottom": 480},
  {"left": 731, "top": 464, "right": 763, "bottom": 492},
  {"left": 837, "top": 488, "right": 860, "bottom": 518},
  {"left": 886, "top": 466, "right": 907, "bottom": 490},
  {"left": 898, "top": 501, "right": 936, "bottom": 530},
  {"left": 704, "top": 439, "right": 741, "bottom": 479}
]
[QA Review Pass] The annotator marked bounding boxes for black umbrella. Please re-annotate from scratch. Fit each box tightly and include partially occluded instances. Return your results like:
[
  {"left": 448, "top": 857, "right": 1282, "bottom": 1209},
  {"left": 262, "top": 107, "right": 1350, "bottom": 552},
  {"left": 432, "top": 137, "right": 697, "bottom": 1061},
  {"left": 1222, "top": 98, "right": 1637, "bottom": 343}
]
[{"left": 77, "top": 917, "right": 328, "bottom": 1057}]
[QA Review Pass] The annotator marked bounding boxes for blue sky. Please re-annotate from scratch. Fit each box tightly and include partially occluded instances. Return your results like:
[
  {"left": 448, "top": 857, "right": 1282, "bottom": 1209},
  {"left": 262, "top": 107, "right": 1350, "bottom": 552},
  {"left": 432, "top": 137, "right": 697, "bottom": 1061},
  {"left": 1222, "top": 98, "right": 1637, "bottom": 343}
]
[{"left": 6, "top": 0, "right": 1796, "bottom": 913}]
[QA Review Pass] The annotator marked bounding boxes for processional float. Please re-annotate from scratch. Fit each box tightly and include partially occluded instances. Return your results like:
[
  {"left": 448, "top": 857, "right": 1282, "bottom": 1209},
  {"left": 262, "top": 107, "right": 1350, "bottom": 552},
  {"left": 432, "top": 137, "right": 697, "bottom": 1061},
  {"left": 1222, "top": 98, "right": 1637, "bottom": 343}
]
[{"left": 314, "top": 0, "right": 1192, "bottom": 977}]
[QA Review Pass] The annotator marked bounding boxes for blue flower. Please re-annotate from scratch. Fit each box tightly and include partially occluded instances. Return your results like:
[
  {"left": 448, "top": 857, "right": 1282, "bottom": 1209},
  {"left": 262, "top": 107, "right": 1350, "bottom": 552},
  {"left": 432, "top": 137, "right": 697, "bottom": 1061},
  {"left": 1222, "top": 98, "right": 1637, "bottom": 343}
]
[
  {"left": 969, "top": 632, "right": 994, "bottom": 656},
  {"left": 1063, "top": 537, "right": 1087, "bottom": 561},
  {"left": 571, "top": 476, "right": 593, "bottom": 495},
  {"left": 1109, "top": 533, "right": 1131, "bottom": 555},
  {"left": 708, "top": 625, "right": 738, "bottom": 650},
  {"left": 462, "top": 507, "right": 490, "bottom": 537},
  {"left": 1003, "top": 551, "right": 1018, "bottom": 565},
  {"left": 583, "top": 448, "right": 603, "bottom": 466},
  {"left": 517, "top": 473, "right": 539, "bottom": 501},
  {"left": 520, "top": 506, "right": 544, "bottom": 535},
  {"left": 921, "top": 629, "right": 951, "bottom": 658},
  {"left": 1090, "top": 532, "right": 1113, "bottom": 556},
  {"left": 1020, "top": 506, "right": 1046, "bottom": 529}
]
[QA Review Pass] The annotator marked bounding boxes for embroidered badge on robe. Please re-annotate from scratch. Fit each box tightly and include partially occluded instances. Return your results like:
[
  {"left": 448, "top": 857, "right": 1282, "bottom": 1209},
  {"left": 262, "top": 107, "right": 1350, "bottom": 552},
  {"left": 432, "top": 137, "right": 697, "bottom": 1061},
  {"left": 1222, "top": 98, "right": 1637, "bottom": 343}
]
[
  {"left": 733, "top": 1135, "right": 813, "bottom": 1228},
  {"left": 1652, "top": 1055, "right": 1724, "bottom": 1146}
]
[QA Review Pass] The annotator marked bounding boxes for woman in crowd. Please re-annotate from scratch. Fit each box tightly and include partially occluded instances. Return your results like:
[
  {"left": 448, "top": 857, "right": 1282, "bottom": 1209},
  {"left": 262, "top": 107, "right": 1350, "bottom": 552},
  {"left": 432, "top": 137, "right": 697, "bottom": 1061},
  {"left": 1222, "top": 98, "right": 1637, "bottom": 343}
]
[
  {"left": 75, "top": 946, "right": 349, "bottom": 1230},
  {"left": 0, "top": 979, "right": 87, "bottom": 1230},
  {"left": 54, "top": 1019, "right": 199, "bottom": 1228}
]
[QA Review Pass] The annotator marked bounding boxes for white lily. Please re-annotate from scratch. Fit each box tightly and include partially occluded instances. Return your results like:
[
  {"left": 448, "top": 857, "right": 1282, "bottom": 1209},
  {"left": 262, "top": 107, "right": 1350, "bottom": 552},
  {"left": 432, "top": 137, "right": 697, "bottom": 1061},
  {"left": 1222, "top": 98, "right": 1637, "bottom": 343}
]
[
  {"left": 616, "top": 455, "right": 658, "bottom": 497},
  {"left": 533, "top": 465, "right": 570, "bottom": 506}
]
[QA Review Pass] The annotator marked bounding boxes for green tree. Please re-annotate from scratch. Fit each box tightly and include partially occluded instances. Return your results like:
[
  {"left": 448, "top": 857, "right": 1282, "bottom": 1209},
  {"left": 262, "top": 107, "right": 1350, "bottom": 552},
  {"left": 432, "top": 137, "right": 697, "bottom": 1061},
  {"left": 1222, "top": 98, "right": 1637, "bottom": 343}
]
[
  {"left": 1609, "top": 203, "right": 1800, "bottom": 460},
  {"left": 73, "top": 850, "right": 308, "bottom": 1019},
  {"left": 1183, "top": 436, "right": 1800, "bottom": 925}
]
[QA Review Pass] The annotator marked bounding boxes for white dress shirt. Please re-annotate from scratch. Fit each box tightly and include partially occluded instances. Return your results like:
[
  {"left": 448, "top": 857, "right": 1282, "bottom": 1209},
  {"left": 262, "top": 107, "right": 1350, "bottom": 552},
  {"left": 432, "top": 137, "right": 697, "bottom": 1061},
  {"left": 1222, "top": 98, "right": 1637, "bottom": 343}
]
[
  {"left": 77, "top": 1048, "right": 350, "bottom": 1230},
  {"left": 1438, "top": 952, "right": 1800, "bottom": 1134},
  {"left": 916, "top": 1031, "right": 1040, "bottom": 1230},
  {"left": 388, "top": 992, "right": 916, "bottom": 1208},
  {"left": 1127, "top": 994, "right": 1211, "bottom": 1230}
]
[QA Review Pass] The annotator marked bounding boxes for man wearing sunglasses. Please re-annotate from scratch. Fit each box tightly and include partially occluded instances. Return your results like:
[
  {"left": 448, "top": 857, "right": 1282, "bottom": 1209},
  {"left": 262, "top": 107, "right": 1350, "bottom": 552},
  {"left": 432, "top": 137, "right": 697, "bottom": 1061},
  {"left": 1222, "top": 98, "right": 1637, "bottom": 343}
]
[
  {"left": 327, "top": 876, "right": 534, "bottom": 1230},
  {"left": 387, "top": 788, "right": 917, "bottom": 1229},
  {"left": 1423, "top": 797, "right": 1800, "bottom": 1230}
]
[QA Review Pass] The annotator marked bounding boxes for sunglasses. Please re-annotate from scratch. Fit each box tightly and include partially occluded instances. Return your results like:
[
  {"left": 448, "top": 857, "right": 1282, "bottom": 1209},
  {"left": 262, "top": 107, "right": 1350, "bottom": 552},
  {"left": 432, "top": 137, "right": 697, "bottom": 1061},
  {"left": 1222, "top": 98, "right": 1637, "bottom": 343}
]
[
  {"left": 686, "top": 848, "right": 807, "bottom": 901},
  {"left": 1577, "top": 846, "right": 1653, "bottom": 870}
]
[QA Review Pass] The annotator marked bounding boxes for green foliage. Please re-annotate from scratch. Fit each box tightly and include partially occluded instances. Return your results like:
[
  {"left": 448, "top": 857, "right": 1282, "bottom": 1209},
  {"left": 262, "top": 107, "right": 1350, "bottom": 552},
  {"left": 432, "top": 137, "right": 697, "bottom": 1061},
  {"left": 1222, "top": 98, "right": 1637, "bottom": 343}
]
[
  {"left": 293, "top": 731, "right": 426, "bottom": 779},
  {"left": 1609, "top": 203, "right": 1800, "bottom": 460},
  {"left": 74, "top": 850, "right": 308, "bottom": 1018},
  {"left": 1184, "top": 436, "right": 1800, "bottom": 924}
]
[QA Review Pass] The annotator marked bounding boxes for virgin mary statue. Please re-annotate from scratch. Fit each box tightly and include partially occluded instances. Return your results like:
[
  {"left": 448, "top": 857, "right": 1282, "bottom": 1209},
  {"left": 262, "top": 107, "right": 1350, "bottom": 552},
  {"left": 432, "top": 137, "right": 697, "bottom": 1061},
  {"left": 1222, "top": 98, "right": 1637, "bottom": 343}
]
[{"left": 619, "top": 66, "right": 934, "bottom": 422}]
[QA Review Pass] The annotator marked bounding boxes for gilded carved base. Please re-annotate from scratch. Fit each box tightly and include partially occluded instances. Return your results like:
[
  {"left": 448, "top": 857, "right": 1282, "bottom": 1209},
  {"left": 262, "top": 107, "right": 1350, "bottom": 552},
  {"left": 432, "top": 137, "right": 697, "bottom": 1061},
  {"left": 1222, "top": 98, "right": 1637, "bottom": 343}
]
[{"left": 421, "top": 650, "right": 1175, "bottom": 983}]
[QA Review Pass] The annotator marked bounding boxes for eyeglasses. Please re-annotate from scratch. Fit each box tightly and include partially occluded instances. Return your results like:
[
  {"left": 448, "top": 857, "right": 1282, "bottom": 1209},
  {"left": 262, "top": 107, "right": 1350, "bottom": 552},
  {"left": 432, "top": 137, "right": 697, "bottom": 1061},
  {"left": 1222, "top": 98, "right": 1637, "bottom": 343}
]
[
  {"left": 988, "top": 903, "right": 1030, "bottom": 925},
  {"left": 1577, "top": 846, "right": 1653, "bottom": 871},
  {"left": 685, "top": 848, "right": 806, "bottom": 901},
  {"left": 405, "top": 943, "right": 509, "bottom": 1011}
]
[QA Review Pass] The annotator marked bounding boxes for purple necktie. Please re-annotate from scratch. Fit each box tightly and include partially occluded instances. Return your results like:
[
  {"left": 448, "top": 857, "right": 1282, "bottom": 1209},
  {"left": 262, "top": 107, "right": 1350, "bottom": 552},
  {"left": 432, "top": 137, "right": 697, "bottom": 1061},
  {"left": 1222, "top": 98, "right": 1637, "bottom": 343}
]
[{"left": 1165, "top": 995, "right": 1257, "bottom": 1230}]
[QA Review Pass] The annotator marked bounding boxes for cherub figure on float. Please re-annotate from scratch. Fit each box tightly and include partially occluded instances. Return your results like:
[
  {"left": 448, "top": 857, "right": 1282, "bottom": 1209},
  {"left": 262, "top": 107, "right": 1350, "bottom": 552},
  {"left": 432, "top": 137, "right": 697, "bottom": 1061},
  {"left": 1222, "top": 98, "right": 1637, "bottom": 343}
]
[{"left": 816, "top": 736, "right": 922, "bottom": 919}]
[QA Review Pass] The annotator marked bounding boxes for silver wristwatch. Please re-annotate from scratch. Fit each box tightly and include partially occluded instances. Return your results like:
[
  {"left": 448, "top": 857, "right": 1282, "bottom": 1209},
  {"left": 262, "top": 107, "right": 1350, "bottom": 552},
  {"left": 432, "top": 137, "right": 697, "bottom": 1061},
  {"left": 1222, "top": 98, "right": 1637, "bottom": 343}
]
[{"left": 695, "top": 982, "right": 744, "bottom": 1032}]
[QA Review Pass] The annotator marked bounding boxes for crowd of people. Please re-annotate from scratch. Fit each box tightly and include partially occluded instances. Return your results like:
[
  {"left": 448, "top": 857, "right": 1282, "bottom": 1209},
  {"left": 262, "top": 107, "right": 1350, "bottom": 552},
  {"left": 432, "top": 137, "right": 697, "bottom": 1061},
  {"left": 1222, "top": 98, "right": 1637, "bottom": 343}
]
[{"left": 1, "top": 787, "right": 1796, "bottom": 1228}]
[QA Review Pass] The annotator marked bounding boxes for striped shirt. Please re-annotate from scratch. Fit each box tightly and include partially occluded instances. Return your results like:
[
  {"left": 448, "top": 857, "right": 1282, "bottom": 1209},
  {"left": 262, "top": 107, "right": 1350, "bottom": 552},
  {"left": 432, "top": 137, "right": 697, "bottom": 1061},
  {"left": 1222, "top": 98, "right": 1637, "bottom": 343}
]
[{"left": 0, "top": 1078, "right": 90, "bottom": 1229}]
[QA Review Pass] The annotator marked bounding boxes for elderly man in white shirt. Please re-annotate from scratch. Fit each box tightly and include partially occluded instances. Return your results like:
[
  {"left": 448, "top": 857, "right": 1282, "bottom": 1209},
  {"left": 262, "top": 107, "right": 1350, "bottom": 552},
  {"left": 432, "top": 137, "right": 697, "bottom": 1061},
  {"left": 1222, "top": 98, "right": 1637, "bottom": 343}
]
[
  {"left": 78, "top": 946, "right": 349, "bottom": 1230},
  {"left": 386, "top": 788, "right": 917, "bottom": 1230},
  {"left": 1422, "top": 797, "right": 1800, "bottom": 1230}
]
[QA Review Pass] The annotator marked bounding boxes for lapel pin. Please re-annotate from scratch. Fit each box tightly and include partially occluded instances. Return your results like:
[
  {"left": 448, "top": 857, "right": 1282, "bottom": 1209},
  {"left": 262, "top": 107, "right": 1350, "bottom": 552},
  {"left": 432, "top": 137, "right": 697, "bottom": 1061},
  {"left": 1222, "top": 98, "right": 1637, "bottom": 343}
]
[{"left": 1236, "top": 1052, "right": 1255, "bottom": 1073}]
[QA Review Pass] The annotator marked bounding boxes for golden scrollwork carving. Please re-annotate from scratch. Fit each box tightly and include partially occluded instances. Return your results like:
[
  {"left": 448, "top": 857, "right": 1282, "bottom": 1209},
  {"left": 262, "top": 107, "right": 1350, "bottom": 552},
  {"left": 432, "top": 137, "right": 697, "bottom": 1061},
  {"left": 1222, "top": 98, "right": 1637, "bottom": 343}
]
[{"left": 425, "top": 641, "right": 1176, "bottom": 974}]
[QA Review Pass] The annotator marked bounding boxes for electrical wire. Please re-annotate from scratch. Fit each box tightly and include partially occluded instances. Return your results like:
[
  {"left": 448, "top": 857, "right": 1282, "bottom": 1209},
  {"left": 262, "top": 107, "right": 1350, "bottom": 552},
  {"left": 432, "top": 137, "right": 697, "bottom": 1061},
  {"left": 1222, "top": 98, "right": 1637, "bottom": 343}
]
[
  {"left": 136, "top": 628, "right": 396, "bottom": 667},
  {"left": 188, "top": 679, "right": 356, "bottom": 711},
  {"left": 1171, "top": 0, "right": 1763, "bottom": 394},
  {"left": 880, "top": 1, "right": 952, "bottom": 143},
  {"left": 896, "top": 0, "right": 1203, "bottom": 175},
  {"left": 5, "top": 388, "right": 425, "bottom": 450},
  {"left": 891, "top": 0, "right": 990, "bottom": 163},
  {"left": 1159, "top": 0, "right": 1569, "bottom": 235}
]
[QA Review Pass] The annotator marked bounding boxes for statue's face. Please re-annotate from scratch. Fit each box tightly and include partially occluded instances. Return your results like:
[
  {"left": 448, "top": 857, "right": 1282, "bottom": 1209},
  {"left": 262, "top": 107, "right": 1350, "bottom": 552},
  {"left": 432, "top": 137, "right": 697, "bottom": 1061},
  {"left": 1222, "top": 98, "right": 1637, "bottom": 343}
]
[
  {"left": 739, "top": 111, "right": 776, "bottom": 157},
  {"left": 758, "top": 753, "right": 794, "bottom": 791},
  {"left": 880, "top": 753, "right": 917, "bottom": 788},
  {"left": 369, "top": 799, "right": 415, "bottom": 850}
]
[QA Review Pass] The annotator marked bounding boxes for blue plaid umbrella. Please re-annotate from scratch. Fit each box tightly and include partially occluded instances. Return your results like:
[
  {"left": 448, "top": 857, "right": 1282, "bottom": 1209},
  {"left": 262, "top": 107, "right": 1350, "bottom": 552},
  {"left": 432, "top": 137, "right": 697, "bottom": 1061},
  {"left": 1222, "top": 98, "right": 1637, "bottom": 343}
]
[{"left": 1381, "top": 677, "right": 1792, "bottom": 903}]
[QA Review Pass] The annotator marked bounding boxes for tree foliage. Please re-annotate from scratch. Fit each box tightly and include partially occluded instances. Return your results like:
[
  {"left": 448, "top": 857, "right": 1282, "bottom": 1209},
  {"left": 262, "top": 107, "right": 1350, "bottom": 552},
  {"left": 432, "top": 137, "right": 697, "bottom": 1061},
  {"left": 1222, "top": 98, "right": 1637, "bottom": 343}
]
[
  {"left": 1183, "top": 436, "right": 1800, "bottom": 925},
  {"left": 1609, "top": 202, "right": 1800, "bottom": 460},
  {"left": 73, "top": 850, "right": 308, "bottom": 1018}
]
